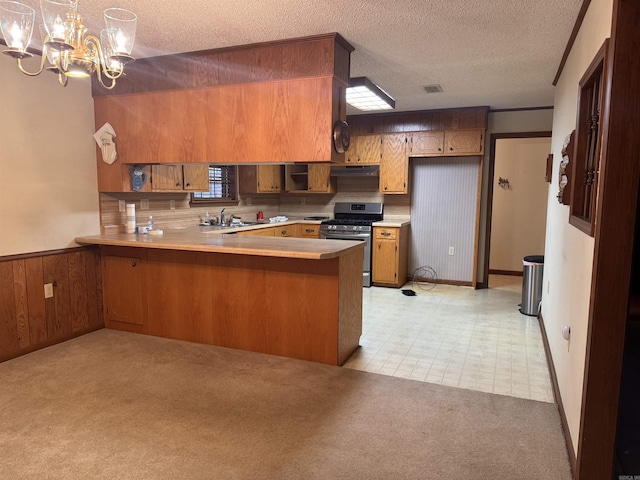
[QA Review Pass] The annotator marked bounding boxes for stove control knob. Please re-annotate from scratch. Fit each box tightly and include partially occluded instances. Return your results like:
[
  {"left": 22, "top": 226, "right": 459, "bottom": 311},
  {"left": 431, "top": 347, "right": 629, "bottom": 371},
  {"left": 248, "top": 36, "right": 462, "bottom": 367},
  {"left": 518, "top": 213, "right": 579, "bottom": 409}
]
[
  {"left": 352, "top": 226, "right": 357, "bottom": 231},
  {"left": 357, "top": 226, "right": 362, "bottom": 231}
]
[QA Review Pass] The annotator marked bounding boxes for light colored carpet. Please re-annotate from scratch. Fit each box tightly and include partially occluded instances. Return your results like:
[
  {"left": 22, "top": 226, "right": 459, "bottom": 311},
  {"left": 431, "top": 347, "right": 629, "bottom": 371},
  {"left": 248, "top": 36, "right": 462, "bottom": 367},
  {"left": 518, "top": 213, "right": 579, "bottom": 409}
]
[{"left": 0, "top": 330, "right": 571, "bottom": 479}]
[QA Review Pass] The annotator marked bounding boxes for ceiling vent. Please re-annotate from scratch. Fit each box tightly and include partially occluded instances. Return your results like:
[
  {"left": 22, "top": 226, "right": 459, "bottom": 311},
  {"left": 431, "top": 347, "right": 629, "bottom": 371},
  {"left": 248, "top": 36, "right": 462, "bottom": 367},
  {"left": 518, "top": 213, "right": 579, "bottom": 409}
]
[{"left": 422, "top": 84, "right": 443, "bottom": 94}]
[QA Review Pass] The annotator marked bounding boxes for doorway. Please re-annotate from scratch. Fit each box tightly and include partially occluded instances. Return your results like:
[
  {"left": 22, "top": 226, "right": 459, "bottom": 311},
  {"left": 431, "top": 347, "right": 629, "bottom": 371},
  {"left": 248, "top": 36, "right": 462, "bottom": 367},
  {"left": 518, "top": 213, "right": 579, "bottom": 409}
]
[{"left": 483, "top": 132, "right": 552, "bottom": 289}]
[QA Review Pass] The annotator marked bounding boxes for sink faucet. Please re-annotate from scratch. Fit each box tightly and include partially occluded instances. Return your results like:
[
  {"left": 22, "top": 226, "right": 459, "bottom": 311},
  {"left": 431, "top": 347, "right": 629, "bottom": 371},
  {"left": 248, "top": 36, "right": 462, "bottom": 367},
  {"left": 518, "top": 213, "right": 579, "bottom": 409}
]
[
  {"left": 228, "top": 214, "right": 235, "bottom": 225},
  {"left": 220, "top": 208, "right": 225, "bottom": 226}
]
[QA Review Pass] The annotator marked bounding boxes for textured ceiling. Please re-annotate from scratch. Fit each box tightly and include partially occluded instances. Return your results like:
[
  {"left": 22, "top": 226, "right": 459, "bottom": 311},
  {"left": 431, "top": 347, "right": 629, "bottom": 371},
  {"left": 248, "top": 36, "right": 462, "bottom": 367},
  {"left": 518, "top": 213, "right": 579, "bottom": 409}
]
[{"left": 23, "top": 0, "right": 583, "bottom": 113}]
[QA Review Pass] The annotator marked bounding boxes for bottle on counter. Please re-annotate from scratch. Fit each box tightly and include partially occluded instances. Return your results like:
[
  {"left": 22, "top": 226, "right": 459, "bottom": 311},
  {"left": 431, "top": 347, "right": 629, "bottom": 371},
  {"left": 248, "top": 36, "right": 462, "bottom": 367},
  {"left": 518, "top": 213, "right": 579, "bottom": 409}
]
[
  {"left": 148, "top": 215, "right": 154, "bottom": 231},
  {"left": 205, "top": 211, "right": 210, "bottom": 225}
]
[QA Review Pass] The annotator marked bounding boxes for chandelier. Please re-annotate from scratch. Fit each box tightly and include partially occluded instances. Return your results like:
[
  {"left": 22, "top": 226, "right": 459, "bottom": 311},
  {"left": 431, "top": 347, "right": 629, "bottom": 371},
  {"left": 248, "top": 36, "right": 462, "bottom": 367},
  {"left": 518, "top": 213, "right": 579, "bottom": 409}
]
[{"left": 0, "top": 0, "right": 136, "bottom": 89}]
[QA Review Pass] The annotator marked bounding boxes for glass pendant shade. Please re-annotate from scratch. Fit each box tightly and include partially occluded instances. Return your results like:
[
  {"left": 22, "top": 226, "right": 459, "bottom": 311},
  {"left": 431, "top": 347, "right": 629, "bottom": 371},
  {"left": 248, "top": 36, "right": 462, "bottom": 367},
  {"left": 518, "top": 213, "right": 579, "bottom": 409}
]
[
  {"left": 104, "top": 8, "right": 136, "bottom": 56},
  {"left": 0, "top": 1, "right": 35, "bottom": 53},
  {"left": 40, "top": 0, "right": 76, "bottom": 43},
  {"left": 100, "top": 28, "right": 123, "bottom": 74}
]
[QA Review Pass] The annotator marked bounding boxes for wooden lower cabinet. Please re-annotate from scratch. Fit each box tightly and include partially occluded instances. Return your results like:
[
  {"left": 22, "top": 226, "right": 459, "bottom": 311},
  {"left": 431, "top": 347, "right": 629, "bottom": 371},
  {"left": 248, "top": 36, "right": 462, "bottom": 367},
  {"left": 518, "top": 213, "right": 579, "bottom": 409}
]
[
  {"left": 372, "top": 225, "right": 409, "bottom": 287},
  {"left": 297, "top": 223, "right": 321, "bottom": 238},
  {"left": 102, "top": 248, "right": 146, "bottom": 328},
  {"left": 237, "top": 227, "right": 275, "bottom": 236}
]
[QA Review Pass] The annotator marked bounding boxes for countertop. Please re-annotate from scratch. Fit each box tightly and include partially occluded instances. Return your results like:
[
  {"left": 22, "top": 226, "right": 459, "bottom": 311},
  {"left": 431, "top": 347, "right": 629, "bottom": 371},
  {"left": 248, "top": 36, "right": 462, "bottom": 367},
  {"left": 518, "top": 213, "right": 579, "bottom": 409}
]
[
  {"left": 372, "top": 218, "right": 411, "bottom": 228},
  {"left": 75, "top": 226, "right": 363, "bottom": 260}
]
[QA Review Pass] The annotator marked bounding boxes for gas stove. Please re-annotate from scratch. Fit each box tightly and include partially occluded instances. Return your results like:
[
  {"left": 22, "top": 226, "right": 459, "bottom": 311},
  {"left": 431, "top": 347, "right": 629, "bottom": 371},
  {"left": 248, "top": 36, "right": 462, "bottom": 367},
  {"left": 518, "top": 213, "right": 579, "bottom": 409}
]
[{"left": 319, "top": 202, "right": 384, "bottom": 287}]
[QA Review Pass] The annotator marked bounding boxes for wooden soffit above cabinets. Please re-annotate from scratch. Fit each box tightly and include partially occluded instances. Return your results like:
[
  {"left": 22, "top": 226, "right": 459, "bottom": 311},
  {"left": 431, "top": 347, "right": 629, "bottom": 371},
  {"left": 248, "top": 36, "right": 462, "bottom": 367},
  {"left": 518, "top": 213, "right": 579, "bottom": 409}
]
[{"left": 91, "top": 33, "right": 353, "bottom": 97}]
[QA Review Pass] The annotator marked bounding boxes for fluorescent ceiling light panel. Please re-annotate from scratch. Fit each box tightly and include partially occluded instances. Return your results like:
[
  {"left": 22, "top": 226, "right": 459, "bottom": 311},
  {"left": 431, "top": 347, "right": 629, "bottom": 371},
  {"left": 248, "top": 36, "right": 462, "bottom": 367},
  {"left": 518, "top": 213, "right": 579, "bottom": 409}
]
[{"left": 346, "top": 77, "right": 395, "bottom": 111}]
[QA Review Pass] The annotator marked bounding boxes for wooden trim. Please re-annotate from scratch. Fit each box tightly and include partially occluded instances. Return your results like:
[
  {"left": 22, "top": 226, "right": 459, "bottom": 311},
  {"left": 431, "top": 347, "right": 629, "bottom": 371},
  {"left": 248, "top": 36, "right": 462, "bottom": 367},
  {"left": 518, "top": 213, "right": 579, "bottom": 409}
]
[
  {"left": 575, "top": 0, "right": 640, "bottom": 477},
  {"left": 489, "top": 269, "right": 523, "bottom": 277},
  {"left": 538, "top": 314, "right": 577, "bottom": 473},
  {"left": 472, "top": 155, "right": 483, "bottom": 288},
  {"left": 0, "top": 245, "right": 98, "bottom": 263},
  {"left": 482, "top": 132, "right": 553, "bottom": 288},
  {"left": 553, "top": 0, "right": 593, "bottom": 86},
  {"left": 0, "top": 325, "right": 102, "bottom": 364},
  {"left": 489, "top": 106, "right": 554, "bottom": 113}
]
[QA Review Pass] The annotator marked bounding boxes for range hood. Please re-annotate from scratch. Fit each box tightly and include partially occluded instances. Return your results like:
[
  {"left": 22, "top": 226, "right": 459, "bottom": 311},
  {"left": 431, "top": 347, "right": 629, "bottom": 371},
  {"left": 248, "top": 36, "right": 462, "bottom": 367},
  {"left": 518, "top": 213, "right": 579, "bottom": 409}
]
[{"left": 330, "top": 165, "right": 380, "bottom": 177}]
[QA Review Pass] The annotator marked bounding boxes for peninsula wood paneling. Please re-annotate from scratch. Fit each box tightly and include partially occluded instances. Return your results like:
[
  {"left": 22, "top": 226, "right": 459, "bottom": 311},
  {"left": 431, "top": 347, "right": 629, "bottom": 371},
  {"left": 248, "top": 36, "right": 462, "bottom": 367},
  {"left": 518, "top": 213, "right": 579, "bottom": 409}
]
[
  {"left": 92, "top": 33, "right": 353, "bottom": 96},
  {"left": 0, "top": 248, "right": 103, "bottom": 363}
]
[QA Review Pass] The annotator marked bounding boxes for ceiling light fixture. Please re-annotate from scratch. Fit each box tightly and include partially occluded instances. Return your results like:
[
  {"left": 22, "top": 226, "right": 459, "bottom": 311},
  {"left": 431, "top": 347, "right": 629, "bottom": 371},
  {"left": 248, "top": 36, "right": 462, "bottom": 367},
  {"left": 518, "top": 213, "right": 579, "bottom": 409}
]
[
  {"left": 0, "top": 0, "right": 136, "bottom": 89},
  {"left": 346, "top": 77, "right": 395, "bottom": 111}
]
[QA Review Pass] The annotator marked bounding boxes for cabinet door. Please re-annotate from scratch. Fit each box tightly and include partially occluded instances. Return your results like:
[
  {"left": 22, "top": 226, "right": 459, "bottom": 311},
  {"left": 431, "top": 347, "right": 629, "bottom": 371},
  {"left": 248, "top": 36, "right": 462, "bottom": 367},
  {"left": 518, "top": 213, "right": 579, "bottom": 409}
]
[
  {"left": 409, "top": 131, "right": 444, "bottom": 156},
  {"left": 238, "top": 227, "right": 275, "bottom": 236},
  {"left": 257, "top": 165, "right": 282, "bottom": 193},
  {"left": 372, "top": 239, "right": 398, "bottom": 284},
  {"left": 182, "top": 164, "right": 210, "bottom": 191},
  {"left": 103, "top": 255, "right": 145, "bottom": 326},
  {"left": 347, "top": 135, "right": 381, "bottom": 164},
  {"left": 151, "top": 165, "right": 184, "bottom": 190},
  {"left": 444, "top": 130, "right": 484, "bottom": 155},
  {"left": 380, "top": 134, "right": 409, "bottom": 194},
  {"left": 308, "top": 164, "right": 335, "bottom": 193}
]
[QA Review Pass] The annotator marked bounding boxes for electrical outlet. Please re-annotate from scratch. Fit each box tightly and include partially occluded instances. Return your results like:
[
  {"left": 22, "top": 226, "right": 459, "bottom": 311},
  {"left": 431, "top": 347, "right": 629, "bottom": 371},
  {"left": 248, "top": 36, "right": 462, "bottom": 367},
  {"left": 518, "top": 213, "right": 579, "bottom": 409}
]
[
  {"left": 448, "top": 246, "right": 455, "bottom": 256},
  {"left": 118, "top": 200, "right": 125, "bottom": 212},
  {"left": 246, "top": 197, "right": 252, "bottom": 206},
  {"left": 44, "top": 283, "right": 54, "bottom": 299},
  {"left": 140, "top": 199, "right": 149, "bottom": 210},
  {"left": 169, "top": 200, "right": 175, "bottom": 210},
  {"left": 301, "top": 197, "right": 305, "bottom": 205}
]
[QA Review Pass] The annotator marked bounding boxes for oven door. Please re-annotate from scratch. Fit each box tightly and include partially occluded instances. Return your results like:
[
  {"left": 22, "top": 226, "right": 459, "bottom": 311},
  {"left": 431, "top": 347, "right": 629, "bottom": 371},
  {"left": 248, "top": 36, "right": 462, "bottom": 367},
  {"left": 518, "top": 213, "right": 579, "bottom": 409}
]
[{"left": 320, "top": 231, "right": 372, "bottom": 287}]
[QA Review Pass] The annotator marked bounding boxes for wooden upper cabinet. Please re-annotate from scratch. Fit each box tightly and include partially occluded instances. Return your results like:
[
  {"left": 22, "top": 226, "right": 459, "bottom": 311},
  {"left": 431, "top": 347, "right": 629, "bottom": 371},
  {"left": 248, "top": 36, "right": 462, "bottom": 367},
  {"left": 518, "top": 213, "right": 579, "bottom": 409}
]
[
  {"left": 151, "top": 164, "right": 209, "bottom": 191},
  {"left": 182, "top": 164, "right": 210, "bottom": 191},
  {"left": 408, "top": 131, "right": 444, "bottom": 156},
  {"left": 346, "top": 135, "right": 382, "bottom": 164},
  {"left": 379, "top": 134, "right": 409, "bottom": 194},
  {"left": 443, "top": 130, "right": 484, "bottom": 155},
  {"left": 239, "top": 165, "right": 282, "bottom": 194},
  {"left": 308, "top": 164, "right": 336, "bottom": 193}
]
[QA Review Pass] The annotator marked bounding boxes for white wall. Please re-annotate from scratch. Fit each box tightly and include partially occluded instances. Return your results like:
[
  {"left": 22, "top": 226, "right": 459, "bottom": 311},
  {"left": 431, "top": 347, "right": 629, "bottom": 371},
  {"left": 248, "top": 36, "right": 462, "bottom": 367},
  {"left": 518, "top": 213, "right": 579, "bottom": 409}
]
[
  {"left": 490, "top": 137, "right": 550, "bottom": 271},
  {"left": 0, "top": 54, "right": 99, "bottom": 256},
  {"left": 542, "top": 0, "right": 613, "bottom": 450},
  {"left": 477, "top": 109, "right": 554, "bottom": 282}
]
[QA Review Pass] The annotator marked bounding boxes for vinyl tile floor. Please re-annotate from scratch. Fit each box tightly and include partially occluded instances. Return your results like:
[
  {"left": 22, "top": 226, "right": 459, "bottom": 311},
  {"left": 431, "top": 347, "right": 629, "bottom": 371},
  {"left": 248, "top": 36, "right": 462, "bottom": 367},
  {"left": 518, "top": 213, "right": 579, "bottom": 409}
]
[{"left": 344, "top": 275, "right": 554, "bottom": 403}]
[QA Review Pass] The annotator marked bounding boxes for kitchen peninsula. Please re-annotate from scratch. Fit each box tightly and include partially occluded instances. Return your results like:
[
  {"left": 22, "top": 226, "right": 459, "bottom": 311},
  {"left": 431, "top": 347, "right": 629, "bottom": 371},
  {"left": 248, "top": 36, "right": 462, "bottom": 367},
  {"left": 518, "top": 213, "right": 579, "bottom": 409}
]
[{"left": 75, "top": 228, "right": 364, "bottom": 366}]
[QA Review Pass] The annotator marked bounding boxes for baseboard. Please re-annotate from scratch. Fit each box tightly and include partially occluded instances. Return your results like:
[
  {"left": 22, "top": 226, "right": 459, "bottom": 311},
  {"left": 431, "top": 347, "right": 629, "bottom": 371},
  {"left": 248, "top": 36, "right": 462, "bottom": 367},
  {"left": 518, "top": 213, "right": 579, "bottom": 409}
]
[
  {"left": 409, "top": 276, "right": 473, "bottom": 287},
  {"left": 538, "top": 313, "right": 577, "bottom": 473},
  {"left": 489, "top": 269, "right": 523, "bottom": 277},
  {"left": 0, "top": 325, "right": 103, "bottom": 364}
]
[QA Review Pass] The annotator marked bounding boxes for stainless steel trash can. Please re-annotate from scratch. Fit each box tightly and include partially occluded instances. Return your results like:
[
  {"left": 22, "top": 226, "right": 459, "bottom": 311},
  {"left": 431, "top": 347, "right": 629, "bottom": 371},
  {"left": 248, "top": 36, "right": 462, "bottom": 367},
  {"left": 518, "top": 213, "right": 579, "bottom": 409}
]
[{"left": 520, "top": 255, "right": 544, "bottom": 316}]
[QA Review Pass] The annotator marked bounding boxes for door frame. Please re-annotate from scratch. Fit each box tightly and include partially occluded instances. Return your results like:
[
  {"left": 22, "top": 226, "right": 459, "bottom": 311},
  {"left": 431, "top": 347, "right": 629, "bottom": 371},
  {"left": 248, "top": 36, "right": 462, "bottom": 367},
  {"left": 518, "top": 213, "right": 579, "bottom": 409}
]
[{"left": 480, "top": 131, "right": 552, "bottom": 288}]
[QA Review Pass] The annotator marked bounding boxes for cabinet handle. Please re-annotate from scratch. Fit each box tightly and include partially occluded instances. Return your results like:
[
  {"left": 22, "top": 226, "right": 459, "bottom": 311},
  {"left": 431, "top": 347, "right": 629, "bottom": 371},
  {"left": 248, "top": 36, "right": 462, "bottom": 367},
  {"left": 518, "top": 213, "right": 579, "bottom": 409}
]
[
  {"left": 305, "top": 229, "right": 314, "bottom": 233},
  {"left": 186, "top": 183, "right": 191, "bottom": 187},
  {"left": 281, "top": 230, "right": 286, "bottom": 235},
  {"left": 176, "top": 182, "right": 181, "bottom": 186},
  {"left": 438, "top": 147, "right": 442, "bottom": 151},
  {"left": 381, "top": 232, "right": 391, "bottom": 236},
  {"left": 449, "top": 147, "right": 454, "bottom": 151},
  {"left": 131, "top": 262, "right": 136, "bottom": 267}
]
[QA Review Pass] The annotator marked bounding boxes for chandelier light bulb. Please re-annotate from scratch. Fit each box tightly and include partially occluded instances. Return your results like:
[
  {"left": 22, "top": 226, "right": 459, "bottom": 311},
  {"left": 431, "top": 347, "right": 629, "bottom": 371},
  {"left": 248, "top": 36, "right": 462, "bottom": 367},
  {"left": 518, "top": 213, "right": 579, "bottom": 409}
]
[
  {"left": 9, "top": 20, "right": 22, "bottom": 48},
  {"left": 52, "top": 13, "right": 64, "bottom": 39}
]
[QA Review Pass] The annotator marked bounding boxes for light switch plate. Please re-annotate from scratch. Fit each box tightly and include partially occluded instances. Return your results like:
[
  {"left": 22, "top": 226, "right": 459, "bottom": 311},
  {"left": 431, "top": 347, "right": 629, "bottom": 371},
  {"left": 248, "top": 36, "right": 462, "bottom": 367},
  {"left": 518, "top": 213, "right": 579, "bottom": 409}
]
[
  {"left": 118, "top": 200, "right": 125, "bottom": 212},
  {"left": 246, "top": 197, "right": 252, "bottom": 206},
  {"left": 44, "top": 283, "right": 54, "bottom": 298},
  {"left": 140, "top": 199, "right": 149, "bottom": 210},
  {"left": 448, "top": 246, "right": 455, "bottom": 256},
  {"left": 170, "top": 200, "right": 175, "bottom": 210}
]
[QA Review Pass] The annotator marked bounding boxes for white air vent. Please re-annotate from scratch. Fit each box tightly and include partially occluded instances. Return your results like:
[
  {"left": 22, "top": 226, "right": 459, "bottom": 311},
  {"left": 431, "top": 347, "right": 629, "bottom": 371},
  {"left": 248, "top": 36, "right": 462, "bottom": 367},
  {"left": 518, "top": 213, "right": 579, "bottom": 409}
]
[{"left": 422, "top": 84, "right": 443, "bottom": 93}]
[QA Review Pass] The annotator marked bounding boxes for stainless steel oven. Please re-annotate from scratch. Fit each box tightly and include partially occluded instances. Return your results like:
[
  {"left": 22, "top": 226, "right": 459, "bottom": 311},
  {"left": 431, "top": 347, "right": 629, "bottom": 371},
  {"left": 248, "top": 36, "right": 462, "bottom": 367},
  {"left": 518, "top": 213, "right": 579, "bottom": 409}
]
[{"left": 320, "top": 202, "right": 383, "bottom": 288}]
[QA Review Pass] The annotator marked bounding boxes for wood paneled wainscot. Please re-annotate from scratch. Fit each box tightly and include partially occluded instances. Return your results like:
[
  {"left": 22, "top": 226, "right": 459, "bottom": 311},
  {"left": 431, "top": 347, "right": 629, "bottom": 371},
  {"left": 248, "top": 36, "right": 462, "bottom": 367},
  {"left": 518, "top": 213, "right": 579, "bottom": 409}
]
[
  {"left": 83, "top": 236, "right": 364, "bottom": 366},
  {"left": 372, "top": 225, "right": 409, "bottom": 287},
  {"left": 0, "top": 248, "right": 103, "bottom": 362}
]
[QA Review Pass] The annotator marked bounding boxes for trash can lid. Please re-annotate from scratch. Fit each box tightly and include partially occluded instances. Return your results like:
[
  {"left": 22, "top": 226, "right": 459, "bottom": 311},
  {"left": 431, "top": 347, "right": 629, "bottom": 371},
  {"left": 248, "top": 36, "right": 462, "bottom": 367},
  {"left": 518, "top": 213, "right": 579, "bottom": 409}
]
[{"left": 523, "top": 255, "right": 544, "bottom": 264}]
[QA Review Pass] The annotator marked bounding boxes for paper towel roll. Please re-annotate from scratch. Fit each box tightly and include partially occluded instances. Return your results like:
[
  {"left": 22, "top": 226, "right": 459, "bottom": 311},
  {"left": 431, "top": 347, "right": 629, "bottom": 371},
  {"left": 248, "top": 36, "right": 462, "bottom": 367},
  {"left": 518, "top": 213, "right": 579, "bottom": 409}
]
[{"left": 126, "top": 203, "right": 136, "bottom": 233}]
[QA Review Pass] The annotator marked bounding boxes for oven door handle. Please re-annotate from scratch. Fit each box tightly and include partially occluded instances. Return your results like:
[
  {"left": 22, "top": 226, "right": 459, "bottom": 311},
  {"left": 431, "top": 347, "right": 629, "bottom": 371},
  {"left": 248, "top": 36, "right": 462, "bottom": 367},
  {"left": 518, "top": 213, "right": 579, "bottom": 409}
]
[{"left": 321, "top": 233, "right": 371, "bottom": 240}]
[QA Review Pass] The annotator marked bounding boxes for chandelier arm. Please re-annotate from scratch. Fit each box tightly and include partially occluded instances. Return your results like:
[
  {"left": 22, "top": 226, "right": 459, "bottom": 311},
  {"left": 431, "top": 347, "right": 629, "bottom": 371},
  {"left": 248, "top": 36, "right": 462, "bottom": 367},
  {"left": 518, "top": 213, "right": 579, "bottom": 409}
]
[
  {"left": 16, "top": 50, "right": 48, "bottom": 76},
  {"left": 57, "top": 72, "right": 68, "bottom": 87},
  {"left": 84, "top": 35, "right": 123, "bottom": 82}
]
